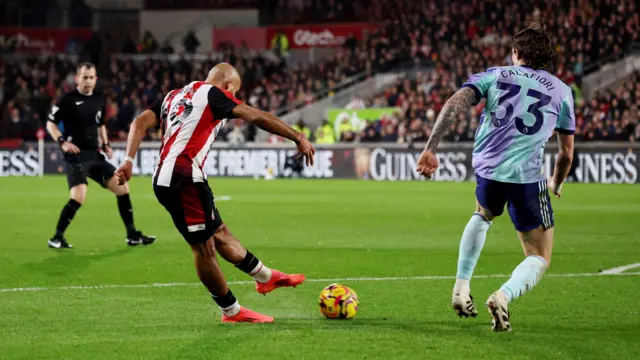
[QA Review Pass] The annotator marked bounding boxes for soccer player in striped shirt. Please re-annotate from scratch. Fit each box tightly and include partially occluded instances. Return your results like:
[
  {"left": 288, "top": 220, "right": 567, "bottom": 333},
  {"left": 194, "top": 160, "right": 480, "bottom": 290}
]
[{"left": 115, "top": 63, "right": 315, "bottom": 323}]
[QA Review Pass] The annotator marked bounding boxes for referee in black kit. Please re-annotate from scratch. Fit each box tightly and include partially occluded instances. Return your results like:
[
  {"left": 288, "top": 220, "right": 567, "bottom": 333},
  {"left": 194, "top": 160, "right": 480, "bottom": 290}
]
[{"left": 45, "top": 62, "right": 155, "bottom": 249}]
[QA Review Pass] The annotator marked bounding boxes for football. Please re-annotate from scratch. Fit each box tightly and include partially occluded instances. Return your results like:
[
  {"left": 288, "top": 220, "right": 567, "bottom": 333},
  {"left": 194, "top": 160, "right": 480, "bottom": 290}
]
[{"left": 318, "top": 284, "right": 359, "bottom": 319}]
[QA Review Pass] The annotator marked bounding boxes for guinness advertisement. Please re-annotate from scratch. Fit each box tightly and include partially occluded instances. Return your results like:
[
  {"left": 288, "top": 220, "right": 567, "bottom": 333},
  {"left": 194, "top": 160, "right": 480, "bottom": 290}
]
[
  {"left": 1, "top": 143, "right": 638, "bottom": 184},
  {"left": 357, "top": 147, "right": 638, "bottom": 184},
  {"left": 0, "top": 147, "right": 40, "bottom": 177},
  {"left": 357, "top": 148, "right": 468, "bottom": 181}
]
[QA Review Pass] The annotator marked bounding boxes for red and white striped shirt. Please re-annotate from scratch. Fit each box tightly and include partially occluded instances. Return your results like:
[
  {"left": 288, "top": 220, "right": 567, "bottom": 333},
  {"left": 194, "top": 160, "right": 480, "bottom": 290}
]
[{"left": 148, "top": 81, "right": 242, "bottom": 186}]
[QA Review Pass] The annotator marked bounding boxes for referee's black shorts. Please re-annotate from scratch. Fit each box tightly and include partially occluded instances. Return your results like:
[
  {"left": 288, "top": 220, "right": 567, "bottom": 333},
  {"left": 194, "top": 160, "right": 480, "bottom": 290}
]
[
  {"left": 64, "top": 151, "right": 116, "bottom": 189},
  {"left": 153, "top": 179, "right": 223, "bottom": 245}
]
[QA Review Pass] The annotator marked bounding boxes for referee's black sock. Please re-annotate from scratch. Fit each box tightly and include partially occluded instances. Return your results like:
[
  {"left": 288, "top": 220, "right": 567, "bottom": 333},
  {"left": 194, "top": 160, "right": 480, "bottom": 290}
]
[
  {"left": 54, "top": 199, "right": 82, "bottom": 238},
  {"left": 117, "top": 194, "right": 137, "bottom": 236}
]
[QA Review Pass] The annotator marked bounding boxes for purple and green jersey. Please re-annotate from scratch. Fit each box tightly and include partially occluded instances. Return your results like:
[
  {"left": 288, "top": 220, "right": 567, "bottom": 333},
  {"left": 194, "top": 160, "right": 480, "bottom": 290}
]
[{"left": 463, "top": 66, "right": 575, "bottom": 184}]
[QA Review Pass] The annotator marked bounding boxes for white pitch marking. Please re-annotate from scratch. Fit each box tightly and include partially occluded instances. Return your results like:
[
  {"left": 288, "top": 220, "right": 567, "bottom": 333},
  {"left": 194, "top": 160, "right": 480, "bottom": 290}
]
[
  {"left": 599, "top": 263, "right": 640, "bottom": 275},
  {"left": 1, "top": 272, "right": 639, "bottom": 294}
]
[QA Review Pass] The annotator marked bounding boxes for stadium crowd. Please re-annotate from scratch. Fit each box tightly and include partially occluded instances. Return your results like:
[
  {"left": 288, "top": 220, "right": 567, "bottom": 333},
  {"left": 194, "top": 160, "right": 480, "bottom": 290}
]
[
  {"left": 1, "top": 0, "right": 639, "bottom": 143},
  {"left": 332, "top": 70, "right": 640, "bottom": 144},
  {"left": 207, "top": 0, "right": 639, "bottom": 117}
]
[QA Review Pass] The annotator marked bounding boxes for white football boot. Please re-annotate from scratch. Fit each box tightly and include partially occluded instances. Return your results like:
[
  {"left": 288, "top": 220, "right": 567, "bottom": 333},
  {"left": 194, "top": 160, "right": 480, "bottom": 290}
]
[
  {"left": 486, "top": 291, "right": 512, "bottom": 332},
  {"left": 452, "top": 292, "right": 478, "bottom": 318}
]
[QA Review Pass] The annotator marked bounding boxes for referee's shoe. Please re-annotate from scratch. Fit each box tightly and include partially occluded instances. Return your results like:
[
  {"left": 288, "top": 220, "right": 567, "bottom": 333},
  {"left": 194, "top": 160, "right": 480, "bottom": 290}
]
[
  {"left": 48, "top": 237, "right": 73, "bottom": 249},
  {"left": 126, "top": 231, "right": 156, "bottom": 246},
  {"left": 47, "top": 232, "right": 155, "bottom": 248}
]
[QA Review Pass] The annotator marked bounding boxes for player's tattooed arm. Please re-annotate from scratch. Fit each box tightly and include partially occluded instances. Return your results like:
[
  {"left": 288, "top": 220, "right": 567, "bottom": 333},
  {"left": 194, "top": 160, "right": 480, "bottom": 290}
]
[
  {"left": 416, "top": 87, "right": 475, "bottom": 177},
  {"left": 424, "top": 87, "right": 476, "bottom": 152}
]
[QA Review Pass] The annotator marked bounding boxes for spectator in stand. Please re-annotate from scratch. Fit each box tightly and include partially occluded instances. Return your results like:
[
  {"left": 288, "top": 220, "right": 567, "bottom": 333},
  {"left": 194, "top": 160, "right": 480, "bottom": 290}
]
[
  {"left": 292, "top": 119, "right": 311, "bottom": 141},
  {"left": 271, "top": 31, "right": 289, "bottom": 60},
  {"left": 15, "top": 80, "right": 32, "bottom": 107},
  {"left": 140, "top": 31, "right": 159, "bottom": 53},
  {"left": 2, "top": 108, "right": 23, "bottom": 139},
  {"left": 160, "top": 40, "right": 175, "bottom": 54},
  {"left": 381, "top": 123, "right": 398, "bottom": 142},
  {"left": 360, "top": 126, "right": 381, "bottom": 143},
  {"left": 338, "top": 119, "right": 356, "bottom": 142},
  {"left": 183, "top": 31, "right": 201, "bottom": 54},
  {"left": 314, "top": 120, "right": 335, "bottom": 144},
  {"left": 116, "top": 97, "right": 135, "bottom": 140},
  {"left": 122, "top": 36, "right": 138, "bottom": 54}
]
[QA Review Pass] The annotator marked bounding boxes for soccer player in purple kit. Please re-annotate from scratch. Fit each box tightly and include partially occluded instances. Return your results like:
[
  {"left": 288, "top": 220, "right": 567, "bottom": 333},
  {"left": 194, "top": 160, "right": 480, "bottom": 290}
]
[{"left": 416, "top": 18, "right": 575, "bottom": 332}]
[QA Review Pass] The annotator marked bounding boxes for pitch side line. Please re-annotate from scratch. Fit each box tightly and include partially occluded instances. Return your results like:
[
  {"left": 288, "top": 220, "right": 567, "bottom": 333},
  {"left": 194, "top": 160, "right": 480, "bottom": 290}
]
[
  {"left": 1, "top": 272, "right": 639, "bottom": 294},
  {"left": 599, "top": 263, "right": 640, "bottom": 275}
]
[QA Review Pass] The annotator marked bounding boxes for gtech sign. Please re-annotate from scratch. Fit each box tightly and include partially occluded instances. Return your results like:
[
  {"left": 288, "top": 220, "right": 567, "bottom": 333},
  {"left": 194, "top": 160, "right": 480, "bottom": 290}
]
[
  {"left": 293, "top": 29, "right": 345, "bottom": 47},
  {"left": 266, "top": 23, "right": 379, "bottom": 49},
  {"left": 0, "top": 28, "right": 91, "bottom": 52}
]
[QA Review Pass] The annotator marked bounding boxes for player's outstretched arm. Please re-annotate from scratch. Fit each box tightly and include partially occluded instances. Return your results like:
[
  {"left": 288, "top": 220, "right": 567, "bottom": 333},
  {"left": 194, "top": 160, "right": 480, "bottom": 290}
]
[
  {"left": 232, "top": 104, "right": 315, "bottom": 166},
  {"left": 416, "top": 87, "right": 476, "bottom": 177},
  {"left": 115, "top": 109, "right": 158, "bottom": 185},
  {"left": 549, "top": 133, "right": 574, "bottom": 198}
]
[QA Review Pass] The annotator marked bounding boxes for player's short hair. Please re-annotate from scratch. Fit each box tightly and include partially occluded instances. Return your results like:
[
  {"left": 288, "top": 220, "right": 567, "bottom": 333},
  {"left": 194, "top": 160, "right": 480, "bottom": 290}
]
[
  {"left": 76, "top": 62, "right": 96, "bottom": 73},
  {"left": 512, "top": 16, "right": 556, "bottom": 73}
]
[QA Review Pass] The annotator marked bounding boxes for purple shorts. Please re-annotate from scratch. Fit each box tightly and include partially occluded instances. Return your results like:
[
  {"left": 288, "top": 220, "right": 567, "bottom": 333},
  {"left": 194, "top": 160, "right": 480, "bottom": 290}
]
[{"left": 475, "top": 175, "right": 554, "bottom": 232}]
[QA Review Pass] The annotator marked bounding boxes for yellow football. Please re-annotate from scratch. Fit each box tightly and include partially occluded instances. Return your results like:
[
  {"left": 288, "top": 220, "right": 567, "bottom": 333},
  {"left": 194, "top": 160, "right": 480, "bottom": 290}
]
[{"left": 318, "top": 284, "right": 359, "bottom": 319}]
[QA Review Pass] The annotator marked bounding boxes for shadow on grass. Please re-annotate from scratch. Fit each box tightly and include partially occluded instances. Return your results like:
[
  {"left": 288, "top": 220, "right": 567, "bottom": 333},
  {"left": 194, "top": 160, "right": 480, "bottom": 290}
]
[
  {"left": 23, "top": 246, "right": 134, "bottom": 278},
  {"left": 271, "top": 317, "right": 489, "bottom": 331},
  {"left": 165, "top": 317, "right": 494, "bottom": 359}
]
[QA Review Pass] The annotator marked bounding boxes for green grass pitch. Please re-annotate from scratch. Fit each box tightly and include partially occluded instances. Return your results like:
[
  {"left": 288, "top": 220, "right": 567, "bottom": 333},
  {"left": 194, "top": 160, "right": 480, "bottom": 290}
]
[{"left": 0, "top": 176, "right": 639, "bottom": 359}]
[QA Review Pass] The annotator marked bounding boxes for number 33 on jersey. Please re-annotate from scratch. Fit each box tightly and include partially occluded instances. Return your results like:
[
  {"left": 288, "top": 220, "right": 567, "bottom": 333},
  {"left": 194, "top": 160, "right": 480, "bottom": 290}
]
[{"left": 463, "top": 66, "right": 576, "bottom": 184}]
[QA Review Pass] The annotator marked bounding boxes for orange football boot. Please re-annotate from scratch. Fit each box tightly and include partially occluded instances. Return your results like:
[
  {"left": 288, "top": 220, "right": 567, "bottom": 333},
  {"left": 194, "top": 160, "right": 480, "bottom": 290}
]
[
  {"left": 256, "top": 270, "right": 306, "bottom": 295},
  {"left": 221, "top": 307, "right": 274, "bottom": 323}
]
